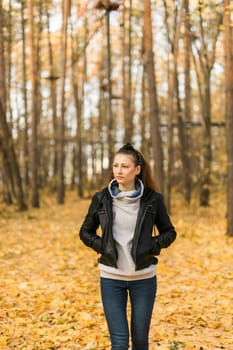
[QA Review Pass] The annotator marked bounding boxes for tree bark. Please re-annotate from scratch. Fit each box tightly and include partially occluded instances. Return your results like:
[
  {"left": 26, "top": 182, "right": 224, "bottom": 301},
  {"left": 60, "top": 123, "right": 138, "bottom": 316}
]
[
  {"left": 163, "top": 0, "right": 182, "bottom": 209},
  {"left": 71, "top": 6, "right": 85, "bottom": 198},
  {"left": 6, "top": 0, "right": 13, "bottom": 123},
  {"left": 223, "top": 0, "right": 233, "bottom": 236},
  {"left": 0, "top": 100, "right": 27, "bottom": 210},
  {"left": 0, "top": 0, "right": 12, "bottom": 204},
  {"left": 0, "top": 0, "right": 6, "bottom": 107},
  {"left": 27, "top": 0, "right": 40, "bottom": 207},
  {"left": 182, "top": 0, "right": 192, "bottom": 204},
  {"left": 122, "top": 0, "right": 133, "bottom": 143},
  {"left": 45, "top": 4, "right": 58, "bottom": 183},
  {"left": 106, "top": 8, "right": 114, "bottom": 165},
  {"left": 0, "top": 138, "right": 14, "bottom": 204},
  {"left": 193, "top": 0, "right": 222, "bottom": 206},
  {"left": 163, "top": 0, "right": 192, "bottom": 206},
  {"left": 143, "top": 0, "right": 163, "bottom": 192},
  {"left": 21, "top": 0, "right": 29, "bottom": 189},
  {"left": 57, "top": 0, "right": 71, "bottom": 204}
]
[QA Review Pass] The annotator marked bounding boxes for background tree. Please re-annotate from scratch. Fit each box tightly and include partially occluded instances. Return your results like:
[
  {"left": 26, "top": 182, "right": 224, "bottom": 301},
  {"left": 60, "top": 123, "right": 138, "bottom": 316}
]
[
  {"left": 143, "top": 0, "right": 163, "bottom": 192},
  {"left": 0, "top": 0, "right": 26, "bottom": 210},
  {"left": 57, "top": 0, "right": 71, "bottom": 204},
  {"left": 0, "top": 0, "right": 12, "bottom": 204},
  {"left": 27, "top": 0, "right": 40, "bottom": 207},
  {"left": 223, "top": 0, "right": 233, "bottom": 237},
  {"left": 71, "top": 8, "right": 85, "bottom": 198},
  {"left": 21, "top": 0, "right": 30, "bottom": 189},
  {"left": 45, "top": 3, "right": 59, "bottom": 185},
  {"left": 182, "top": 0, "right": 192, "bottom": 204},
  {"left": 96, "top": 1, "right": 120, "bottom": 165},
  {"left": 0, "top": 100, "right": 27, "bottom": 210},
  {"left": 162, "top": 0, "right": 183, "bottom": 208},
  {"left": 192, "top": 0, "right": 222, "bottom": 206},
  {"left": 122, "top": 0, "right": 133, "bottom": 143}
]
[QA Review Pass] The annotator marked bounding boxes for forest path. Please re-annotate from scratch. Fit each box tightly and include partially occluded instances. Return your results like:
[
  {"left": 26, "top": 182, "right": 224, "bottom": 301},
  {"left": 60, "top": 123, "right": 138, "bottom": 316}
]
[{"left": 0, "top": 192, "right": 232, "bottom": 350}]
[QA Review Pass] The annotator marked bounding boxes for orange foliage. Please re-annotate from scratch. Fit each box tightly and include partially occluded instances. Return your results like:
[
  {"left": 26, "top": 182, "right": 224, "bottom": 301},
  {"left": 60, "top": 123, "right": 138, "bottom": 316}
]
[{"left": 0, "top": 192, "right": 232, "bottom": 349}]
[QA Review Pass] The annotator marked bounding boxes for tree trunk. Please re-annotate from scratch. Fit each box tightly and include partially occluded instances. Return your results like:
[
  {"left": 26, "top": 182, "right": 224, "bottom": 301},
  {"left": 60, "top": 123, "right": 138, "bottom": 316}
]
[
  {"left": 6, "top": 0, "right": 13, "bottom": 123},
  {"left": 35, "top": 0, "right": 43, "bottom": 189},
  {"left": 193, "top": 0, "right": 222, "bottom": 206},
  {"left": 98, "top": 46, "right": 108, "bottom": 181},
  {"left": 73, "top": 71, "right": 84, "bottom": 198},
  {"left": 70, "top": 145, "right": 76, "bottom": 189},
  {"left": 143, "top": 0, "right": 163, "bottom": 192},
  {"left": 166, "top": 62, "right": 175, "bottom": 210},
  {"left": 122, "top": 0, "right": 133, "bottom": 143},
  {"left": 223, "top": 0, "right": 233, "bottom": 236},
  {"left": 45, "top": 4, "right": 58, "bottom": 183},
  {"left": 27, "top": 0, "right": 40, "bottom": 207},
  {"left": 140, "top": 65, "right": 148, "bottom": 156},
  {"left": 0, "top": 138, "right": 14, "bottom": 204},
  {"left": 71, "top": 9, "right": 85, "bottom": 198},
  {"left": 106, "top": 9, "right": 114, "bottom": 165},
  {"left": 0, "top": 0, "right": 6, "bottom": 107},
  {"left": 21, "top": 0, "right": 29, "bottom": 189},
  {"left": 0, "top": 152, "right": 13, "bottom": 205},
  {"left": 57, "top": 0, "right": 71, "bottom": 204},
  {"left": 182, "top": 0, "right": 192, "bottom": 204},
  {"left": 0, "top": 101, "right": 27, "bottom": 210},
  {"left": 163, "top": 0, "right": 182, "bottom": 209},
  {"left": 200, "top": 77, "right": 212, "bottom": 206},
  {"left": 163, "top": 0, "right": 192, "bottom": 206},
  {"left": 0, "top": 0, "right": 12, "bottom": 204}
]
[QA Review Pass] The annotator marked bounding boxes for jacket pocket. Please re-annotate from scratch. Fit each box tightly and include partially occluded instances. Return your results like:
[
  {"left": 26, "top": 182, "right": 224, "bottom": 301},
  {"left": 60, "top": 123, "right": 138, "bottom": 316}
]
[{"left": 150, "top": 237, "right": 161, "bottom": 256}]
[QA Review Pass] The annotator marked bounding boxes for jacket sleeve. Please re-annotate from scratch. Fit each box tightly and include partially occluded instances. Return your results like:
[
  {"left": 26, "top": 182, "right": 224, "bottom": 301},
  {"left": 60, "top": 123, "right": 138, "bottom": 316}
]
[
  {"left": 79, "top": 193, "right": 103, "bottom": 254},
  {"left": 152, "top": 193, "right": 177, "bottom": 251}
]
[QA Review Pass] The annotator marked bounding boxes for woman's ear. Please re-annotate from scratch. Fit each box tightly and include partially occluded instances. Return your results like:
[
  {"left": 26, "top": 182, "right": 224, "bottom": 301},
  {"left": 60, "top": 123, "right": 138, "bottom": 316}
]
[{"left": 136, "top": 165, "right": 141, "bottom": 175}]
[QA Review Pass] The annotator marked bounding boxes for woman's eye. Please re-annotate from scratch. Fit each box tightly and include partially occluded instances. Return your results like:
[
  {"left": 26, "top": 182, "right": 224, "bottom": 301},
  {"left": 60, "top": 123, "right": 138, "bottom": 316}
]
[{"left": 113, "top": 164, "right": 129, "bottom": 168}]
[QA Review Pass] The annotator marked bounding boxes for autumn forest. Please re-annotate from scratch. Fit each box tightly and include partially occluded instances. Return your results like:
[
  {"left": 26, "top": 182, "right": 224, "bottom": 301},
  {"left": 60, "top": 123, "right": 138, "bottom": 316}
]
[{"left": 0, "top": 0, "right": 233, "bottom": 349}]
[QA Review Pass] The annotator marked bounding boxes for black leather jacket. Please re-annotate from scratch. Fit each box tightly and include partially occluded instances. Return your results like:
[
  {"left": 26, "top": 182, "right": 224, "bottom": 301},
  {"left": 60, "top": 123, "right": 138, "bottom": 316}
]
[{"left": 79, "top": 187, "right": 176, "bottom": 271}]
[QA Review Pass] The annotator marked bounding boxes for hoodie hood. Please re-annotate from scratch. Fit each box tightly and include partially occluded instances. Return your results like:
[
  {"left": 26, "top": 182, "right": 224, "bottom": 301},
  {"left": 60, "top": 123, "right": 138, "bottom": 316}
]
[{"left": 108, "top": 178, "right": 144, "bottom": 201}]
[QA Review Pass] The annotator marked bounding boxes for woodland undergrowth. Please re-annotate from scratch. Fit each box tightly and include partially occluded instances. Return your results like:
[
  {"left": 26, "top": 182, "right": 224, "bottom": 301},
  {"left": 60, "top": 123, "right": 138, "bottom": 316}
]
[{"left": 0, "top": 190, "right": 232, "bottom": 350}]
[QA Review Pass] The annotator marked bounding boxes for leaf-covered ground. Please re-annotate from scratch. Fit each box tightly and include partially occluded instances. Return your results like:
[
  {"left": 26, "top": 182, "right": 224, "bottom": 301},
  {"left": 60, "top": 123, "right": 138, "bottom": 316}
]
[{"left": 0, "top": 192, "right": 232, "bottom": 350}]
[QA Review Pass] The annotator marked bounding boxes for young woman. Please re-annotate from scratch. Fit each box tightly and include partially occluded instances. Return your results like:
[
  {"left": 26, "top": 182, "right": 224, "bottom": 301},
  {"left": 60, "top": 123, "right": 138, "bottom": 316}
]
[{"left": 79, "top": 143, "right": 177, "bottom": 350}]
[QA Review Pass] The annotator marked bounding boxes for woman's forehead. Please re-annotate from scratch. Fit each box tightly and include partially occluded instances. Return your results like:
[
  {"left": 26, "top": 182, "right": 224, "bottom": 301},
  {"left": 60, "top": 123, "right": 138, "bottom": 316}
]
[{"left": 113, "top": 153, "right": 135, "bottom": 163}]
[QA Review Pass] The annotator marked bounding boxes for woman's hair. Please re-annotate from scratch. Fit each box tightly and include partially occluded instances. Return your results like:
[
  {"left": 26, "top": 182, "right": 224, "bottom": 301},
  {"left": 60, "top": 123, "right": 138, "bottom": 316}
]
[{"left": 109, "top": 143, "right": 157, "bottom": 191}]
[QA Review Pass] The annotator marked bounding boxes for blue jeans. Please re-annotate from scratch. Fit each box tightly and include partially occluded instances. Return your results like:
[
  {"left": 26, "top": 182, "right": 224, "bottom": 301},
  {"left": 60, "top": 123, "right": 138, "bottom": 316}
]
[{"left": 100, "top": 276, "right": 157, "bottom": 350}]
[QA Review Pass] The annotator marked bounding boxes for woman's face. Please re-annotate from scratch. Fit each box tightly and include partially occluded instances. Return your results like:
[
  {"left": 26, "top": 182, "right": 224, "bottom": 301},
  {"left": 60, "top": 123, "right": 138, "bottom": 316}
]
[{"left": 113, "top": 153, "right": 141, "bottom": 191}]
